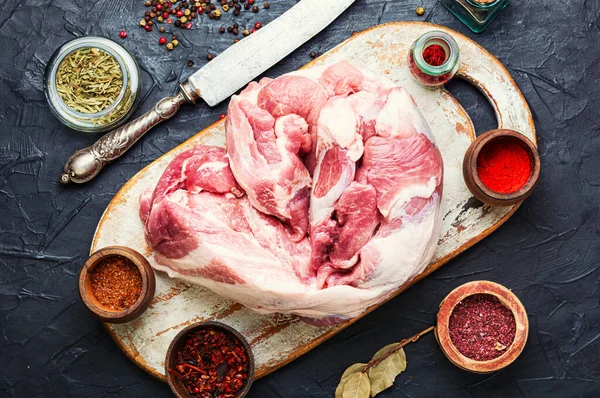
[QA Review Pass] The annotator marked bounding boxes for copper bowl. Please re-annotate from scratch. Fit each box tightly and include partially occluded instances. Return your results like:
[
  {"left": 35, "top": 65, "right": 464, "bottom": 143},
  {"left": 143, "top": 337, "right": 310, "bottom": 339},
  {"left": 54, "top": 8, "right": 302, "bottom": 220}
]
[
  {"left": 463, "top": 129, "right": 540, "bottom": 206},
  {"left": 165, "top": 321, "right": 255, "bottom": 398},
  {"left": 78, "top": 246, "right": 155, "bottom": 323},
  {"left": 435, "top": 280, "right": 529, "bottom": 373}
]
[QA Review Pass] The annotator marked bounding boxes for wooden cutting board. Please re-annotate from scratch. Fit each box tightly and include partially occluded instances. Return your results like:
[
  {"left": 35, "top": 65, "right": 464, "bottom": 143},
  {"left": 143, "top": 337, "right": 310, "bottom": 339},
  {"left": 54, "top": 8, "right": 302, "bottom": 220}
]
[{"left": 91, "top": 22, "right": 535, "bottom": 381}]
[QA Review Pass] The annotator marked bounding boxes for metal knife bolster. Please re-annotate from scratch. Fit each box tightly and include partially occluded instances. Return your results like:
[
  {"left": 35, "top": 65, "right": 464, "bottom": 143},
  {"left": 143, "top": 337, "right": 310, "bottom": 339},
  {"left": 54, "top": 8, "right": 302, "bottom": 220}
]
[{"left": 60, "top": 81, "right": 200, "bottom": 184}]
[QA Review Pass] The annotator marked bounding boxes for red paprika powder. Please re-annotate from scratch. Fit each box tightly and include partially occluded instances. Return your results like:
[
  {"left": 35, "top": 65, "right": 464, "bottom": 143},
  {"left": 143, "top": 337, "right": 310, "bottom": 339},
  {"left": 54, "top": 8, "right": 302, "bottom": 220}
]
[{"left": 477, "top": 139, "right": 532, "bottom": 194}]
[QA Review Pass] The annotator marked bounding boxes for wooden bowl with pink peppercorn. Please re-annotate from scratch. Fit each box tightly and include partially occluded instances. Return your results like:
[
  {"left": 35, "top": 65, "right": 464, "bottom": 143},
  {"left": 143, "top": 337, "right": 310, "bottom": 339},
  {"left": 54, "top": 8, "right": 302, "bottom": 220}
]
[{"left": 435, "top": 280, "right": 529, "bottom": 373}]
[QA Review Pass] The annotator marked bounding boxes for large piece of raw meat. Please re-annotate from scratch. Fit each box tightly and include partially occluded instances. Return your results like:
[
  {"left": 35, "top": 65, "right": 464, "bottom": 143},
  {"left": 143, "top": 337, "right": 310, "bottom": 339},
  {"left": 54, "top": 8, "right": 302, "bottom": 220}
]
[{"left": 140, "top": 61, "right": 443, "bottom": 323}]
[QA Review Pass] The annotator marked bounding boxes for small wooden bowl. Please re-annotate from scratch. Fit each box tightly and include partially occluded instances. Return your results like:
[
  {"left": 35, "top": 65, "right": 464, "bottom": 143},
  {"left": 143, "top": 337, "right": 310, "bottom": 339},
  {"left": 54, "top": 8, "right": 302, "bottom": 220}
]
[
  {"left": 435, "top": 280, "right": 528, "bottom": 373},
  {"left": 463, "top": 129, "right": 540, "bottom": 206},
  {"left": 79, "top": 246, "right": 155, "bottom": 323},
  {"left": 165, "top": 321, "right": 255, "bottom": 398}
]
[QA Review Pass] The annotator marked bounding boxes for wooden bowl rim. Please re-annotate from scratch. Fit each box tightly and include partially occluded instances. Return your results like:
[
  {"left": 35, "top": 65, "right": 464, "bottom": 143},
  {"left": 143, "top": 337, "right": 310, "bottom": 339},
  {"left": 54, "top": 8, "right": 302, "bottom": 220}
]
[
  {"left": 466, "top": 129, "right": 541, "bottom": 202},
  {"left": 435, "top": 280, "right": 529, "bottom": 373},
  {"left": 79, "top": 246, "right": 154, "bottom": 322},
  {"left": 165, "top": 321, "right": 256, "bottom": 398}
]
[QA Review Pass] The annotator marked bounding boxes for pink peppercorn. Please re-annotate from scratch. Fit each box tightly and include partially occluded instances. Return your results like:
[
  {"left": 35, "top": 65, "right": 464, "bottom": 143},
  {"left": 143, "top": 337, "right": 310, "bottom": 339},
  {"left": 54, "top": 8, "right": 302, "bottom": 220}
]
[{"left": 119, "top": 30, "right": 127, "bottom": 39}]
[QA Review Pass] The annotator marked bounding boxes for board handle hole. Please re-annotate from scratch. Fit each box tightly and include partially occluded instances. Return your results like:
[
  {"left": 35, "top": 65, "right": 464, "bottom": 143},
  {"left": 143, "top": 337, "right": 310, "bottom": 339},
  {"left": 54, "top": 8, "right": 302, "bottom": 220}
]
[{"left": 446, "top": 78, "right": 497, "bottom": 137}]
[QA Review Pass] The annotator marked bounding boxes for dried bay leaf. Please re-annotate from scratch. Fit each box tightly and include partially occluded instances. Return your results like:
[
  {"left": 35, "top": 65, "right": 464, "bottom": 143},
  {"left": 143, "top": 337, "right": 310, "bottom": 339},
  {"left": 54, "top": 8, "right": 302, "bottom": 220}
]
[
  {"left": 341, "top": 371, "right": 371, "bottom": 398},
  {"left": 367, "top": 344, "right": 407, "bottom": 397},
  {"left": 335, "top": 363, "right": 367, "bottom": 398},
  {"left": 335, "top": 327, "right": 435, "bottom": 397}
]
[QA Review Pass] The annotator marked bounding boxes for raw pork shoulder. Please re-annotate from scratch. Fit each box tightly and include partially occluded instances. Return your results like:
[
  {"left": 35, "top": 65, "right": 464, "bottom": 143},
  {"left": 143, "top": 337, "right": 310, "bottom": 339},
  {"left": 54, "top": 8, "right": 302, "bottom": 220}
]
[{"left": 140, "top": 61, "right": 443, "bottom": 322}]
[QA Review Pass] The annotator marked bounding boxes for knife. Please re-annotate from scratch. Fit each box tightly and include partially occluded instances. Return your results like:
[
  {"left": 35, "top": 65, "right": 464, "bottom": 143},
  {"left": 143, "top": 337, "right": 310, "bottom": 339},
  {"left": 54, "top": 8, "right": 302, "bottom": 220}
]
[{"left": 60, "top": 0, "right": 356, "bottom": 184}]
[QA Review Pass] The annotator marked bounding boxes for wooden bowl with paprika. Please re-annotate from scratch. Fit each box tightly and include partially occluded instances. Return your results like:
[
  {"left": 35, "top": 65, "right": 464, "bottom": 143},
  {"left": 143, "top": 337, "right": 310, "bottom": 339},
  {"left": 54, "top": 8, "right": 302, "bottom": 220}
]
[
  {"left": 463, "top": 129, "right": 540, "bottom": 206},
  {"left": 165, "top": 321, "right": 255, "bottom": 398},
  {"left": 79, "top": 246, "right": 155, "bottom": 323},
  {"left": 435, "top": 280, "right": 529, "bottom": 374}
]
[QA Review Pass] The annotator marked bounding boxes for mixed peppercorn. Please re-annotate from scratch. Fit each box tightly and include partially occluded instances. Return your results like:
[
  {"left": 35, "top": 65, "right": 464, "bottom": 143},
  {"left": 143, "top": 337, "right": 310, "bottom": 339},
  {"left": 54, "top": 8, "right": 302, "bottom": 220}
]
[
  {"left": 134, "top": 0, "right": 269, "bottom": 52},
  {"left": 169, "top": 328, "right": 250, "bottom": 398}
]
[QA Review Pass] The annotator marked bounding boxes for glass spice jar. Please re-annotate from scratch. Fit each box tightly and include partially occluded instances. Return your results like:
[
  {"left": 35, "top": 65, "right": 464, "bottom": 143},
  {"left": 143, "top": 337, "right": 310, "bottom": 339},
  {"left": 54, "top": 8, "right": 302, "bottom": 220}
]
[
  {"left": 408, "top": 31, "right": 460, "bottom": 88},
  {"left": 440, "top": 0, "right": 511, "bottom": 33},
  {"left": 44, "top": 36, "right": 142, "bottom": 133}
]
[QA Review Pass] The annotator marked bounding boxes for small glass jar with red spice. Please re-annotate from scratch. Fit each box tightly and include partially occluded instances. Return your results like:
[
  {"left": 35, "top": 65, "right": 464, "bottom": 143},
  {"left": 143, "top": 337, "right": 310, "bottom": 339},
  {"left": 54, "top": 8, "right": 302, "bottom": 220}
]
[{"left": 408, "top": 31, "right": 460, "bottom": 88}]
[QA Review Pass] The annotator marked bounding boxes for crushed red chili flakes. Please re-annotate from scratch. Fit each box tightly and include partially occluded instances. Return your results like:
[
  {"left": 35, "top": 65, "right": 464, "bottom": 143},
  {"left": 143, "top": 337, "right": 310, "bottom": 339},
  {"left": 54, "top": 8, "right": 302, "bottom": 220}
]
[
  {"left": 449, "top": 294, "right": 516, "bottom": 361},
  {"left": 90, "top": 256, "right": 142, "bottom": 311},
  {"left": 422, "top": 44, "right": 447, "bottom": 66},
  {"left": 408, "top": 49, "right": 453, "bottom": 86},
  {"left": 169, "top": 328, "right": 249, "bottom": 397}
]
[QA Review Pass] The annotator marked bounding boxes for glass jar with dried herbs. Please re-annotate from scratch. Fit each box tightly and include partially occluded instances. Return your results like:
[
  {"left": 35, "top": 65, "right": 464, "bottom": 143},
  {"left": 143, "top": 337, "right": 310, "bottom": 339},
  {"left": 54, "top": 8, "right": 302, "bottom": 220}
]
[{"left": 45, "top": 36, "right": 141, "bottom": 132}]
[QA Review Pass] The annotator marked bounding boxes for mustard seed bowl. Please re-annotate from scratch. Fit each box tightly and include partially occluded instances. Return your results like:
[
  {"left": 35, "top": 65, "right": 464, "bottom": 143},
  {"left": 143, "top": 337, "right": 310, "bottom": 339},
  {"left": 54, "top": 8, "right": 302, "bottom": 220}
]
[
  {"left": 79, "top": 246, "right": 155, "bottom": 324},
  {"left": 435, "top": 280, "right": 529, "bottom": 374}
]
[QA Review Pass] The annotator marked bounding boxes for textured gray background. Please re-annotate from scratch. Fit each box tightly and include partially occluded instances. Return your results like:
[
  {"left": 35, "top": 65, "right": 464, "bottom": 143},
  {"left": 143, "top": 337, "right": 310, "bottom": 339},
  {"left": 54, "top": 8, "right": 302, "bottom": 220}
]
[{"left": 1, "top": 0, "right": 599, "bottom": 397}]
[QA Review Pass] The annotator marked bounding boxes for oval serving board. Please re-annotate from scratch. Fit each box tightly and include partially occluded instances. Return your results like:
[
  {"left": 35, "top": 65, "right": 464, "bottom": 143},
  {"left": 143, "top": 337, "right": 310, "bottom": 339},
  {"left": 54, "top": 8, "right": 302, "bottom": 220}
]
[{"left": 91, "top": 22, "right": 535, "bottom": 381}]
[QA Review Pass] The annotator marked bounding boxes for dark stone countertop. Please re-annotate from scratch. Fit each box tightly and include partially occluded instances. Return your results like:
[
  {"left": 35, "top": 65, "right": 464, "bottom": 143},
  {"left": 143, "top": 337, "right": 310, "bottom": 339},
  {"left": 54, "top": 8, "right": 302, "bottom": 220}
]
[{"left": 1, "top": 0, "right": 599, "bottom": 397}]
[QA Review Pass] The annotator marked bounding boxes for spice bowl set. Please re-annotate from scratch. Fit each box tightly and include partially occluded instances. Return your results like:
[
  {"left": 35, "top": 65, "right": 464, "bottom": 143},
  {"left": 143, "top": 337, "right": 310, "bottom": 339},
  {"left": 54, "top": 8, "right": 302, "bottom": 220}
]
[
  {"left": 78, "top": 246, "right": 256, "bottom": 397},
  {"left": 405, "top": 26, "right": 536, "bottom": 373},
  {"left": 407, "top": 29, "right": 540, "bottom": 205},
  {"left": 78, "top": 249, "right": 530, "bottom": 391}
]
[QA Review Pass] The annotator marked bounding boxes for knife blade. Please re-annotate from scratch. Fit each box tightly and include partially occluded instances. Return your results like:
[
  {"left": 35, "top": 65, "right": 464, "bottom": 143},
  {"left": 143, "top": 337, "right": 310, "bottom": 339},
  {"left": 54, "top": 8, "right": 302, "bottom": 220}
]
[
  {"left": 60, "top": 0, "right": 356, "bottom": 184},
  {"left": 190, "top": 0, "right": 356, "bottom": 106}
]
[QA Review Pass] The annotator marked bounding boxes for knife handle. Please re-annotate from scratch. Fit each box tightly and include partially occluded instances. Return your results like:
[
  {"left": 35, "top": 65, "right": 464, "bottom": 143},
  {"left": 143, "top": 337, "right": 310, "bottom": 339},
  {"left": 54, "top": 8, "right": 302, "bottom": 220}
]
[{"left": 60, "top": 82, "right": 200, "bottom": 184}]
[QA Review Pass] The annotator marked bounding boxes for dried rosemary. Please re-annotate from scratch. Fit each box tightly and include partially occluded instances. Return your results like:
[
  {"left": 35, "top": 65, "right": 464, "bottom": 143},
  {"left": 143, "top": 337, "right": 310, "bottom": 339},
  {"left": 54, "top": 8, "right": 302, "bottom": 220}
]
[{"left": 56, "top": 47, "right": 123, "bottom": 114}]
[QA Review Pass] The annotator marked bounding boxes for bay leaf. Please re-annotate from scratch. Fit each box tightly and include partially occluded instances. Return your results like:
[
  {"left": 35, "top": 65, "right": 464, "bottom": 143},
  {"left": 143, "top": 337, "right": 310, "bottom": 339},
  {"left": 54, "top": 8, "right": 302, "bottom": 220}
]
[
  {"left": 367, "top": 344, "right": 407, "bottom": 397},
  {"left": 341, "top": 371, "right": 371, "bottom": 398},
  {"left": 335, "top": 363, "right": 367, "bottom": 398}
]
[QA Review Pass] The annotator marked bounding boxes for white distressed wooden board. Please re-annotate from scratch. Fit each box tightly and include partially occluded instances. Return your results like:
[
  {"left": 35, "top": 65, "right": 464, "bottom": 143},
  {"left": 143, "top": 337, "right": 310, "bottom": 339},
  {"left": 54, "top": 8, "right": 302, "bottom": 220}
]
[{"left": 91, "top": 22, "right": 535, "bottom": 380}]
